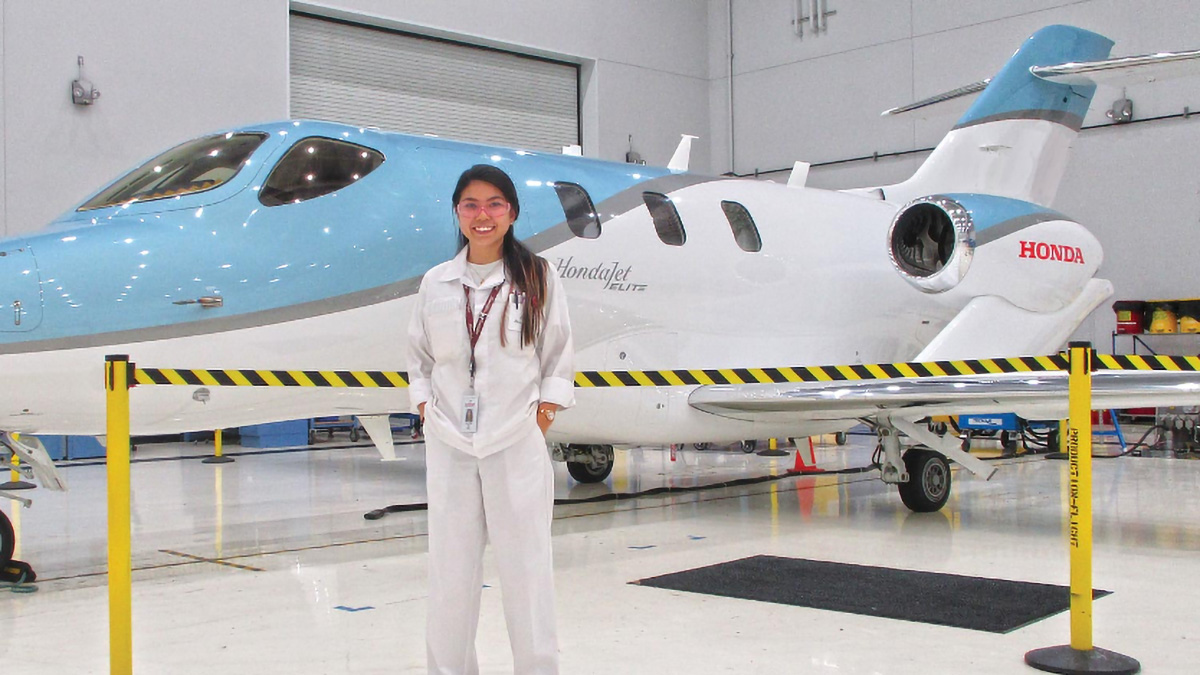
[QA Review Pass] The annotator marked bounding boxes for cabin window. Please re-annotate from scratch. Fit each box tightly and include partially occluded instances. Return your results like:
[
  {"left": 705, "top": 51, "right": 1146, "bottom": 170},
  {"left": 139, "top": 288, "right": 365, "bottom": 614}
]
[
  {"left": 259, "top": 137, "right": 385, "bottom": 207},
  {"left": 721, "top": 201, "right": 762, "bottom": 252},
  {"left": 553, "top": 182, "right": 600, "bottom": 239},
  {"left": 77, "top": 132, "right": 268, "bottom": 211},
  {"left": 643, "top": 192, "right": 686, "bottom": 246}
]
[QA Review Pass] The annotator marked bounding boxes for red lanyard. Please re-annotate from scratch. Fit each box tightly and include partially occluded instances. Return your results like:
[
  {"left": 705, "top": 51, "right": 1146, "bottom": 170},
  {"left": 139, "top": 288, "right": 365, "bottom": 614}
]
[{"left": 464, "top": 284, "right": 503, "bottom": 385}]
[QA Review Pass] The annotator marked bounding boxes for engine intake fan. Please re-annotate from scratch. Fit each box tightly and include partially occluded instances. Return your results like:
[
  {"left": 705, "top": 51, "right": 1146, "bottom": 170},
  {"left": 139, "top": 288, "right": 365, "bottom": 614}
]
[{"left": 888, "top": 195, "right": 974, "bottom": 293}]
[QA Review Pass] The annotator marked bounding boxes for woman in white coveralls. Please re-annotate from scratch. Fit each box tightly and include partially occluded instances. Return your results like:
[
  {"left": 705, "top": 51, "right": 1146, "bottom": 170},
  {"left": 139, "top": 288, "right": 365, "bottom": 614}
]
[{"left": 408, "top": 164, "right": 575, "bottom": 675}]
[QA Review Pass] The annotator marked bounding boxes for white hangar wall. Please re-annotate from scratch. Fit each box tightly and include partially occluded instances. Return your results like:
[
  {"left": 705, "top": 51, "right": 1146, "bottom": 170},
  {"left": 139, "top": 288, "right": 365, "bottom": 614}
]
[
  {"left": 0, "top": 0, "right": 289, "bottom": 239},
  {"left": 0, "top": 1, "right": 711, "bottom": 237},
  {"left": 709, "top": 0, "right": 1200, "bottom": 351}
]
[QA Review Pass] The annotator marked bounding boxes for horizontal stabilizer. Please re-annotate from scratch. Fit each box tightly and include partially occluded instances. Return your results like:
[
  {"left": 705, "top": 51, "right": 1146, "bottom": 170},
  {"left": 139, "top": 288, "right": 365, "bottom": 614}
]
[
  {"left": 882, "top": 79, "right": 990, "bottom": 116},
  {"left": 1031, "top": 48, "right": 1200, "bottom": 87},
  {"left": 882, "top": 48, "right": 1200, "bottom": 117}
]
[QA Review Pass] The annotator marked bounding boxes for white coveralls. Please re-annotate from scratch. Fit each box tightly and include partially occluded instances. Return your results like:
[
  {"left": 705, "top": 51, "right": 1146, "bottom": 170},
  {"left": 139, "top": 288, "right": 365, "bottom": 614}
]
[{"left": 408, "top": 247, "right": 575, "bottom": 675}]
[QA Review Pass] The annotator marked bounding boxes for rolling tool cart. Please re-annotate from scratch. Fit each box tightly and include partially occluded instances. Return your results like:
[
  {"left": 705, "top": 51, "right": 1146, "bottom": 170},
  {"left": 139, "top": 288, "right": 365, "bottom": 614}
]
[{"left": 309, "top": 416, "right": 362, "bottom": 443}]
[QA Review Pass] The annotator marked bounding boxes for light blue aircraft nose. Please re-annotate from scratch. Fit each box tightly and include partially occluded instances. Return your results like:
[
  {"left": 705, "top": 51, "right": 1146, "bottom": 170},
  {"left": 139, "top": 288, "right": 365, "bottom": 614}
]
[{"left": 0, "top": 243, "right": 41, "bottom": 333}]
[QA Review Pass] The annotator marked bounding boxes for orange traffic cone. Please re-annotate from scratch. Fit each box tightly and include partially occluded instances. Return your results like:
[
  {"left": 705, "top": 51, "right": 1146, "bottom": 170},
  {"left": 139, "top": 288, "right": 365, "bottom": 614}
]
[{"left": 793, "top": 437, "right": 825, "bottom": 473}]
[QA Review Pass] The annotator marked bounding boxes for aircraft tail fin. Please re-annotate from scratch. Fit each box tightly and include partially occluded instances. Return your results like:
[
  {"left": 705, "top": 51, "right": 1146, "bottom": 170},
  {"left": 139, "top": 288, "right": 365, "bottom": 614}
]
[{"left": 883, "top": 25, "right": 1114, "bottom": 208}]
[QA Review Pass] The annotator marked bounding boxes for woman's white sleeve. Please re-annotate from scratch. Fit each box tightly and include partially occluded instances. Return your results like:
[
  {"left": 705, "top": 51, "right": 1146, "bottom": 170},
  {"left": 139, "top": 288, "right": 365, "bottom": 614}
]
[
  {"left": 537, "top": 265, "right": 576, "bottom": 409},
  {"left": 407, "top": 278, "right": 435, "bottom": 413}
]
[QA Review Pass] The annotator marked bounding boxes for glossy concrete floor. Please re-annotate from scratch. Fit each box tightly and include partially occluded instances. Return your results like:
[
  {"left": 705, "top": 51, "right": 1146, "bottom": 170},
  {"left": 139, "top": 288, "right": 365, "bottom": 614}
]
[{"left": 3, "top": 431, "right": 1200, "bottom": 674}]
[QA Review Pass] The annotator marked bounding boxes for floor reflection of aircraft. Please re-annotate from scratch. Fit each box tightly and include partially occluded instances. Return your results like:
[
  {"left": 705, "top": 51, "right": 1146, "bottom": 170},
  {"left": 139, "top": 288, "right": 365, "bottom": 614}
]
[{"left": 4, "top": 26, "right": 1200, "bottom": 568}]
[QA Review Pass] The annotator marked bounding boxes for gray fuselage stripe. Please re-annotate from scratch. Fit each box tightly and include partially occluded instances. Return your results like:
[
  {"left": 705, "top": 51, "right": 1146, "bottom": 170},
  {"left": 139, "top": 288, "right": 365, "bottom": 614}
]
[
  {"left": 954, "top": 109, "right": 1084, "bottom": 132},
  {"left": 975, "top": 212, "right": 1066, "bottom": 246}
]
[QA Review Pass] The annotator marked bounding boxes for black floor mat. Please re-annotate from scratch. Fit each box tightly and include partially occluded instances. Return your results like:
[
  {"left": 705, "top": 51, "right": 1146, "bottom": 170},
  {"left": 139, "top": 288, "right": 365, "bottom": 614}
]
[{"left": 634, "top": 555, "right": 1109, "bottom": 633}]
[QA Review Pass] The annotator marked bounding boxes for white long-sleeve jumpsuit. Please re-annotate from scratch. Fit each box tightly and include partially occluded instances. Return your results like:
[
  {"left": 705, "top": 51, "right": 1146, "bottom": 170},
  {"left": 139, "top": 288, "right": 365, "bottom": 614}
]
[{"left": 408, "top": 247, "right": 575, "bottom": 675}]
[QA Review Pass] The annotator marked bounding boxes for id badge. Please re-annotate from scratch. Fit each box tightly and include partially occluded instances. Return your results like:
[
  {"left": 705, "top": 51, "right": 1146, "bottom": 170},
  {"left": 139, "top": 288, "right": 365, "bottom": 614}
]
[{"left": 461, "top": 391, "right": 479, "bottom": 434}]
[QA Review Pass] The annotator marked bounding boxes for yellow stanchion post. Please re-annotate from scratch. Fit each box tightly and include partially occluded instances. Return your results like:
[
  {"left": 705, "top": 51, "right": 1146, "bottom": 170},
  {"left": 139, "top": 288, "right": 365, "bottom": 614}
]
[
  {"left": 1026, "top": 343, "right": 1139, "bottom": 674},
  {"left": 758, "top": 436, "right": 789, "bottom": 457},
  {"left": 202, "top": 428, "right": 234, "bottom": 464},
  {"left": 106, "top": 355, "right": 133, "bottom": 675}
]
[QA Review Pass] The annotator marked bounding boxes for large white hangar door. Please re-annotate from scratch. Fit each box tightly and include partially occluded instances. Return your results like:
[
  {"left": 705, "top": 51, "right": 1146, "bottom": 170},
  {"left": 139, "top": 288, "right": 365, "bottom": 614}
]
[{"left": 289, "top": 12, "right": 580, "bottom": 153}]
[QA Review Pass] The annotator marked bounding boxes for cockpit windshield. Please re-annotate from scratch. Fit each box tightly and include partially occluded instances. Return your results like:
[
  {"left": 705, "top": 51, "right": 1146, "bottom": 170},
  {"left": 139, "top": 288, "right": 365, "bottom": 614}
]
[{"left": 77, "top": 132, "right": 268, "bottom": 211}]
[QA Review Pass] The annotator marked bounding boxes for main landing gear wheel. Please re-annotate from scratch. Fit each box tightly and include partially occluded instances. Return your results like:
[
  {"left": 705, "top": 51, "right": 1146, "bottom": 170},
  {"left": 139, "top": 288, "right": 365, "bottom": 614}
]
[
  {"left": 834, "top": 432, "right": 848, "bottom": 446},
  {"left": 566, "top": 445, "right": 615, "bottom": 483},
  {"left": 740, "top": 440, "right": 758, "bottom": 453},
  {"left": 898, "top": 447, "right": 952, "bottom": 513},
  {"left": 0, "top": 509, "right": 14, "bottom": 567}
]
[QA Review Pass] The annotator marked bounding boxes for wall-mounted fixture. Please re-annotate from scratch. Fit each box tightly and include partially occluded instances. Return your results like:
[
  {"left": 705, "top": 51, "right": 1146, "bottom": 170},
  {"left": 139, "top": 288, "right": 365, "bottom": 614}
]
[
  {"left": 71, "top": 56, "right": 101, "bottom": 106},
  {"left": 1107, "top": 95, "right": 1133, "bottom": 123},
  {"left": 793, "top": 0, "right": 837, "bottom": 39},
  {"left": 625, "top": 135, "right": 645, "bottom": 165}
]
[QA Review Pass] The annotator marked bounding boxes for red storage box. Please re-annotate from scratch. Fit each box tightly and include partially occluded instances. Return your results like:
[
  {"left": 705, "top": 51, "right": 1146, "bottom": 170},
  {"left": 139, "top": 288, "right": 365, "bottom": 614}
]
[{"left": 1112, "top": 300, "right": 1145, "bottom": 334}]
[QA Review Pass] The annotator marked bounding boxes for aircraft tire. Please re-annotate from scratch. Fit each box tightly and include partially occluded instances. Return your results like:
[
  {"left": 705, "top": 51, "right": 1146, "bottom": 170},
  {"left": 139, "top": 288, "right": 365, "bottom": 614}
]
[
  {"left": 0, "top": 509, "right": 13, "bottom": 566},
  {"left": 835, "top": 432, "right": 848, "bottom": 446},
  {"left": 898, "top": 448, "right": 952, "bottom": 513},
  {"left": 566, "top": 445, "right": 614, "bottom": 483},
  {"left": 740, "top": 440, "right": 758, "bottom": 453}
]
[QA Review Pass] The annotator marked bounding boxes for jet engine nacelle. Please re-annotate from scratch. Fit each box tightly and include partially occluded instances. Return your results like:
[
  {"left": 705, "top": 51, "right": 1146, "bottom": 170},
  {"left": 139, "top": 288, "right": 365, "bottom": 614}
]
[
  {"left": 888, "top": 193, "right": 1101, "bottom": 313},
  {"left": 888, "top": 195, "right": 974, "bottom": 294}
]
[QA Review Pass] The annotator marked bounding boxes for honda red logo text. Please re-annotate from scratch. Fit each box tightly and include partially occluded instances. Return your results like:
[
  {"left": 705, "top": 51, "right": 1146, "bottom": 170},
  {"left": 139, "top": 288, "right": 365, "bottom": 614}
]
[{"left": 1018, "top": 240, "right": 1084, "bottom": 264}]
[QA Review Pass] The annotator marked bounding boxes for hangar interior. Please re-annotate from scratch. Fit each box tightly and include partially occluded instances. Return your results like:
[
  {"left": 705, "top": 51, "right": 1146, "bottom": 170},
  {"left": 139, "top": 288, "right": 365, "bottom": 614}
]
[{"left": 3, "top": 1, "right": 1200, "bottom": 673}]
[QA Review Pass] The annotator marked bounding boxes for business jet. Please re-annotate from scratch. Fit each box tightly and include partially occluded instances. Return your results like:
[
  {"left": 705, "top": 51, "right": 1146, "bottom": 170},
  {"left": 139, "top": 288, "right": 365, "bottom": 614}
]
[{"left": 4, "top": 25, "right": 1200, "bottom": 567}]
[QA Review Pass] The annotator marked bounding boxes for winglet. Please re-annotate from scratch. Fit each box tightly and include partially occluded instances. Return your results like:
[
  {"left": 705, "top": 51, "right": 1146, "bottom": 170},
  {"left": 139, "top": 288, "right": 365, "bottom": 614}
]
[
  {"left": 667, "top": 134, "right": 699, "bottom": 171},
  {"left": 787, "top": 161, "right": 810, "bottom": 188}
]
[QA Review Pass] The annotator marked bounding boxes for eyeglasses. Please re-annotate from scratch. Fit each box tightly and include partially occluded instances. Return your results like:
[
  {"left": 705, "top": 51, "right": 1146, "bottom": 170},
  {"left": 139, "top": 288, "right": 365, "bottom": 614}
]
[{"left": 456, "top": 200, "right": 510, "bottom": 219}]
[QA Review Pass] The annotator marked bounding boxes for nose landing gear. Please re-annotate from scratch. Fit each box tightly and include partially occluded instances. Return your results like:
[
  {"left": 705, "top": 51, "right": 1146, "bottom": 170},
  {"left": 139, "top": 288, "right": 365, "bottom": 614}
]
[{"left": 554, "top": 444, "right": 615, "bottom": 483}]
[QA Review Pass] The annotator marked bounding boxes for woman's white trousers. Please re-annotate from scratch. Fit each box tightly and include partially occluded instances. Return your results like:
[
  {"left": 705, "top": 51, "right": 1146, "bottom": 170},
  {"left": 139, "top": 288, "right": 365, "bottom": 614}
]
[{"left": 425, "top": 426, "right": 558, "bottom": 675}]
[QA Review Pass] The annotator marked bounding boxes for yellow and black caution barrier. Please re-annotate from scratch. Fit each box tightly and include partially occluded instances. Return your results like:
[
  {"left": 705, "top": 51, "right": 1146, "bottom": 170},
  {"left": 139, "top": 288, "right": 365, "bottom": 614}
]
[
  {"left": 123, "top": 354, "right": 1200, "bottom": 394},
  {"left": 104, "top": 349, "right": 1188, "bottom": 672},
  {"left": 575, "top": 356, "right": 1069, "bottom": 388},
  {"left": 135, "top": 368, "right": 409, "bottom": 388},
  {"left": 573, "top": 352, "right": 1200, "bottom": 388}
]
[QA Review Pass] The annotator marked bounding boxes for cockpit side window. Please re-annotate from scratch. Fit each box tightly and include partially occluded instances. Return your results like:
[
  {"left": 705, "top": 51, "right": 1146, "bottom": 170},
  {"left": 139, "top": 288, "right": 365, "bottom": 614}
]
[
  {"left": 258, "top": 137, "right": 385, "bottom": 207},
  {"left": 78, "top": 132, "right": 268, "bottom": 211}
]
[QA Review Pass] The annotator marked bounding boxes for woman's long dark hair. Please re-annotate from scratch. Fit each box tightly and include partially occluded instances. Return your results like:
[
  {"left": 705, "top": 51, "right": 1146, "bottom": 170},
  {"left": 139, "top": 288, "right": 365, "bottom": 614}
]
[{"left": 453, "top": 164, "right": 548, "bottom": 348}]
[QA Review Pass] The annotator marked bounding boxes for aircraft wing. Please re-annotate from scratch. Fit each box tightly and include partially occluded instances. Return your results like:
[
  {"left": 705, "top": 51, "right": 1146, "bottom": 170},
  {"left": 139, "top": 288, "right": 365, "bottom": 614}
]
[{"left": 687, "top": 370, "right": 1200, "bottom": 423}]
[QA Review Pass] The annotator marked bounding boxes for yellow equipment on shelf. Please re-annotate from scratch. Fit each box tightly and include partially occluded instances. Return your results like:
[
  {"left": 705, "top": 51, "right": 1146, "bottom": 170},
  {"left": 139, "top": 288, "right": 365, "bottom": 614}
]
[{"left": 1148, "top": 303, "right": 1178, "bottom": 333}]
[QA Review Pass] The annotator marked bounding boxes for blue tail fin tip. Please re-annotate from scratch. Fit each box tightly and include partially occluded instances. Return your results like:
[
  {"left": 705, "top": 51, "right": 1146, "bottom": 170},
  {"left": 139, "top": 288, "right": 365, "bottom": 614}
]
[{"left": 956, "top": 25, "right": 1115, "bottom": 131}]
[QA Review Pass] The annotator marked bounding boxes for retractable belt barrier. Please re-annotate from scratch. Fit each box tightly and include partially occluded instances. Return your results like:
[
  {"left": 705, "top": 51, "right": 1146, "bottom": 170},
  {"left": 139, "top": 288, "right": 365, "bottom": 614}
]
[
  {"left": 128, "top": 353, "right": 1200, "bottom": 392},
  {"left": 573, "top": 353, "right": 1200, "bottom": 388},
  {"left": 135, "top": 368, "right": 409, "bottom": 388}
]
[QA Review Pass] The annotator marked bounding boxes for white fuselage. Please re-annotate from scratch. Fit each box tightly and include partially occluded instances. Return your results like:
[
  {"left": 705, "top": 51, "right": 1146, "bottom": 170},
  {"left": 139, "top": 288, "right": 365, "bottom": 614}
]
[{"left": 0, "top": 178, "right": 1097, "bottom": 445}]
